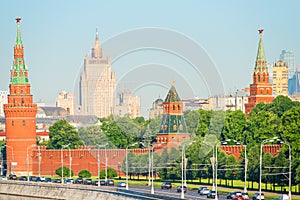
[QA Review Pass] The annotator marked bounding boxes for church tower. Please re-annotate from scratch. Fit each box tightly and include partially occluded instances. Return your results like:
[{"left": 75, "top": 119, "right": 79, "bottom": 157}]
[
  {"left": 245, "top": 29, "right": 274, "bottom": 115},
  {"left": 4, "top": 18, "right": 37, "bottom": 175},
  {"left": 156, "top": 83, "right": 190, "bottom": 144}
]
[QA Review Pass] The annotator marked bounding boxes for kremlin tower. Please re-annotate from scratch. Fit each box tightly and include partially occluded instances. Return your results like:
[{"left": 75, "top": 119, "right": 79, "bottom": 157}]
[
  {"left": 245, "top": 29, "right": 274, "bottom": 115},
  {"left": 156, "top": 83, "right": 190, "bottom": 145},
  {"left": 4, "top": 18, "right": 38, "bottom": 175}
]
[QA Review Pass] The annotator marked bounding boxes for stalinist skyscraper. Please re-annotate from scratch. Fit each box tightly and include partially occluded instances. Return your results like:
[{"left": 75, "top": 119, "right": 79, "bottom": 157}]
[{"left": 79, "top": 29, "right": 116, "bottom": 118}]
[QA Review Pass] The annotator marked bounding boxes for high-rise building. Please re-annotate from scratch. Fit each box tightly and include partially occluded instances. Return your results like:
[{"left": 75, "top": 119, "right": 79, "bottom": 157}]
[
  {"left": 79, "top": 29, "right": 116, "bottom": 118},
  {"left": 0, "top": 90, "right": 8, "bottom": 116},
  {"left": 272, "top": 61, "right": 289, "bottom": 96},
  {"left": 280, "top": 50, "right": 295, "bottom": 79},
  {"left": 288, "top": 70, "right": 300, "bottom": 96},
  {"left": 4, "top": 18, "right": 38, "bottom": 175},
  {"left": 114, "top": 91, "right": 140, "bottom": 118},
  {"left": 56, "top": 91, "right": 75, "bottom": 115},
  {"left": 245, "top": 29, "right": 274, "bottom": 115}
]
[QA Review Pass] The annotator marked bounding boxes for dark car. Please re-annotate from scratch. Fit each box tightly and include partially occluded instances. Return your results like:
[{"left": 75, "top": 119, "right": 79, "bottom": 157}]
[
  {"left": 227, "top": 192, "right": 234, "bottom": 199},
  {"left": 84, "top": 178, "right": 92, "bottom": 185},
  {"left": 177, "top": 186, "right": 187, "bottom": 193},
  {"left": 8, "top": 174, "right": 17, "bottom": 180},
  {"left": 29, "top": 176, "right": 37, "bottom": 182},
  {"left": 161, "top": 182, "right": 172, "bottom": 189},
  {"left": 100, "top": 180, "right": 106, "bottom": 185},
  {"left": 105, "top": 179, "right": 114, "bottom": 186},
  {"left": 207, "top": 190, "right": 217, "bottom": 199},
  {"left": 52, "top": 178, "right": 62, "bottom": 183},
  {"left": 45, "top": 177, "right": 52, "bottom": 183},
  {"left": 18, "top": 176, "right": 27, "bottom": 181},
  {"left": 75, "top": 177, "right": 83, "bottom": 184}
]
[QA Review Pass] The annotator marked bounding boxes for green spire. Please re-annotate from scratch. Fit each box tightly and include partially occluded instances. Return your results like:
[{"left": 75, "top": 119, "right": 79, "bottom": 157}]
[
  {"left": 164, "top": 83, "right": 181, "bottom": 102},
  {"left": 10, "top": 17, "right": 29, "bottom": 84},
  {"left": 254, "top": 28, "right": 267, "bottom": 73},
  {"left": 15, "top": 17, "right": 22, "bottom": 45}
]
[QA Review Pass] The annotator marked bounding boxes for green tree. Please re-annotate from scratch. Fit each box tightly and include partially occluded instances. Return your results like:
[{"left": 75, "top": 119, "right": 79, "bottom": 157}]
[
  {"left": 48, "top": 120, "right": 84, "bottom": 149},
  {"left": 184, "top": 110, "right": 200, "bottom": 136},
  {"left": 196, "top": 109, "right": 212, "bottom": 137},
  {"left": 56, "top": 166, "right": 73, "bottom": 178},
  {"left": 100, "top": 168, "right": 118, "bottom": 179},
  {"left": 221, "top": 110, "right": 246, "bottom": 142},
  {"left": 280, "top": 106, "right": 300, "bottom": 154},
  {"left": 78, "top": 169, "right": 91, "bottom": 178}
]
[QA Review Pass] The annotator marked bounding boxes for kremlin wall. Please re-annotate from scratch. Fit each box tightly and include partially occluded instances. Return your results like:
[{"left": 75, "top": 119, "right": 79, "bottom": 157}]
[{"left": 2, "top": 18, "right": 281, "bottom": 177}]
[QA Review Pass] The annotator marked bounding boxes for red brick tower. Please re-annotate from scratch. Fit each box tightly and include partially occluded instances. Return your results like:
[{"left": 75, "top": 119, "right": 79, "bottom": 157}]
[
  {"left": 245, "top": 29, "right": 274, "bottom": 115},
  {"left": 156, "top": 83, "right": 190, "bottom": 145},
  {"left": 4, "top": 18, "right": 37, "bottom": 175}
]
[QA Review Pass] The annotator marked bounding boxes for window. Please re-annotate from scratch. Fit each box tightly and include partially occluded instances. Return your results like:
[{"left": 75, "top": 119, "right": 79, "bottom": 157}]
[
  {"left": 22, "top": 120, "right": 26, "bottom": 126},
  {"left": 12, "top": 120, "right": 14, "bottom": 126},
  {"left": 21, "top": 98, "right": 24, "bottom": 104}
]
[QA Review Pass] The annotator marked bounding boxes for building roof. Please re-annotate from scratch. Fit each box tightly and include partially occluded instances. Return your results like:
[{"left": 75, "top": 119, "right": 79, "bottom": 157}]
[{"left": 38, "top": 107, "right": 69, "bottom": 117}]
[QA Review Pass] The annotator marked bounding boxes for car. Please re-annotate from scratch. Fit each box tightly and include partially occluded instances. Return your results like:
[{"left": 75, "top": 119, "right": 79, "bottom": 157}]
[
  {"left": 207, "top": 190, "right": 217, "bottom": 199},
  {"left": 105, "top": 179, "right": 114, "bottom": 186},
  {"left": 75, "top": 177, "right": 83, "bottom": 184},
  {"left": 29, "top": 176, "right": 37, "bottom": 182},
  {"left": 233, "top": 194, "right": 244, "bottom": 200},
  {"left": 198, "top": 186, "right": 208, "bottom": 193},
  {"left": 242, "top": 192, "right": 250, "bottom": 200},
  {"left": 65, "top": 178, "right": 74, "bottom": 184},
  {"left": 177, "top": 186, "right": 187, "bottom": 193},
  {"left": 200, "top": 188, "right": 210, "bottom": 195},
  {"left": 161, "top": 182, "right": 172, "bottom": 189},
  {"left": 52, "top": 178, "right": 62, "bottom": 183},
  {"left": 18, "top": 176, "right": 27, "bottom": 181},
  {"left": 252, "top": 192, "right": 264, "bottom": 200},
  {"left": 83, "top": 178, "right": 92, "bottom": 185},
  {"left": 100, "top": 180, "right": 106, "bottom": 185},
  {"left": 117, "top": 182, "right": 126, "bottom": 187},
  {"left": 273, "top": 194, "right": 289, "bottom": 200},
  {"left": 227, "top": 192, "right": 234, "bottom": 199},
  {"left": 8, "top": 174, "right": 17, "bottom": 180},
  {"left": 0, "top": 175, "right": 7, "bottom": 180},
  {"left": 45, "top": 177, "right": 52, "bottom": 182}
]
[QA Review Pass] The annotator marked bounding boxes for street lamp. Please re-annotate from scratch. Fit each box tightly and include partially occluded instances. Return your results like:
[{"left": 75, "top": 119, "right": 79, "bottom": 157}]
[
  {"left": 61, "top": 143, "right": 71, "bottom": 184},
  {"left": 26, "top": 144, "right": 36, "bottom": 181},
  {"left": 97, "top": 143, "right": 108, "bottom": 187},
  {"left": 4, "top": 145, "right": 14, "bottom": 175},
  {"left": 38, "top": 146, "right": 41, "bottom": 177},
  {"left": 126, "top": 142, "right": 139, "bottom": 190},
  {"left": 276, "top": 140, "right": 292, "bottom": 200}
]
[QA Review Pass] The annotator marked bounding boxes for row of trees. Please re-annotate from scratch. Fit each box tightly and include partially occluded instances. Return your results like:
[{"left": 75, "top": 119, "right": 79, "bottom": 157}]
[
  {"left": 41, "top": 95, "right": 300, "bottom": 191},
  {"left": 55, "top": 167, "right": 117, "bottom": 179}
]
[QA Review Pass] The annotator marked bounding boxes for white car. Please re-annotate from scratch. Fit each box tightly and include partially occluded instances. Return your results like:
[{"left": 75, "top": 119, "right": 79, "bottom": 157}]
[
  {"left": 200, "top": 188, "right": 210, "bottom": 195},
  {"left": 117, "top": 182, "right": 126, "bottom": 187}
]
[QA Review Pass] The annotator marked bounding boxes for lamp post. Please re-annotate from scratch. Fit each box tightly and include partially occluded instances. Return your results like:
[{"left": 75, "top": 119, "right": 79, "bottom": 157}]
[
  {"left": 5, "top": 145, "right": 14, "bottom": 175},
  {"left": 97, "top": 145, "right": 100, "bottom": 187},
  {"left": 126, "top": 142, "right": 138, "bottom": 190},
  {"left": 105, "top": 146, "right": 107, "bottom": 182},
  {"left": 151, "top": 146, "right": 154, "bottom": 194},
  {"left": 61, "top": 143, "right": 71, "bottom": 184},
  {"left": 215, "top": 144, "right": 218, "bottom": 200},
  {"left": 181, "top": 144, "right": 185, "bottom": 199},
  {"left": 26, "top": 144, "right": 36, "bottom": 181},
  {"left": 38, "top": 146, "right": 41, "bottom": 177}
]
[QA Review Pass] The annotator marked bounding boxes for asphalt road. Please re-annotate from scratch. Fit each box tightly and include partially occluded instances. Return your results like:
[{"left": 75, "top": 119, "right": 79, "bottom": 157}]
[{"left": 125, "top": 185, "right": 228, "bottom": 200}]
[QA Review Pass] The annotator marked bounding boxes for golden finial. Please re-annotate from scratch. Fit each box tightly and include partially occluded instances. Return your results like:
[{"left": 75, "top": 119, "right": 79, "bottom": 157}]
[{"left": 172, "top": 80, "right": 176, "bottom": 86}]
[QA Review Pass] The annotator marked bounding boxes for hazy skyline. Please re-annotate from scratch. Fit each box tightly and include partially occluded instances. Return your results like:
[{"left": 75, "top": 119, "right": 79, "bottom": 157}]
[{"left": 0, "top": 1, "right": 299, "bottom": 117}]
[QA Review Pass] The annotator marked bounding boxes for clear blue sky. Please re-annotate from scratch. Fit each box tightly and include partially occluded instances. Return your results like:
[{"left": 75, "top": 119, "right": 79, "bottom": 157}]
[{"left": 0, "top": 1, "right": 299, "bottom": 116}]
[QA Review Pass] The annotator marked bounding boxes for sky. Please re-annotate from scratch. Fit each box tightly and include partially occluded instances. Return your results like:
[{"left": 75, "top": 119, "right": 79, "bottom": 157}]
[{"left": 0, "top": 1, "right": 299, "bottom": 117}]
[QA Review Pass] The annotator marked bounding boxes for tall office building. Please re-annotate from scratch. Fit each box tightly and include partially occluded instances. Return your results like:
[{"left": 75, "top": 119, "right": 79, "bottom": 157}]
[
  {"left": 280, "top": 50, "right": 295, "bottom": 79},
  {"left": 79, "top": 29, "right": 116, "bottom": 118},
  {"left": 272, "top": 61, "right": 289, "bottom": 96},
  {"left": 245, "top": 29, "right": 274, "bottom": 115}
]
